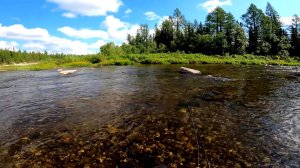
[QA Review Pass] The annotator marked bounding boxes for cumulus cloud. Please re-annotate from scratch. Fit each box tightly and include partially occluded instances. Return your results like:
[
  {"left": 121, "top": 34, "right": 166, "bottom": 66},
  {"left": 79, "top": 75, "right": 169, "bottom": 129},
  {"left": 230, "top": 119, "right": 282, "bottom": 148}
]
[
  {"left": 199, "top": 0, "right": 232, "bottom": 13},
  {"left": 58, "top": 15, "right": 139, "bottom": 43},
  {"left": 0, "top": 23, "right": 102, "bottom": 54},
  {"left": 57, "top": 26, "right": 109, "bottom": 39},
  {"left": 45, "top": 36, "right": 93, "bottom": 54},
  {"left": 0, "top": 17, "right": 140, "bottom": 54},
  {"left": 21, "top": 37, "right": 101, "bottom": 55},
  {"left": 103, "top": 15, "right": 139, "bottom": 42},
  {"left": 281, "top": 16, "right": 293, "bottom": 26},
  {"left": 0, "top": 24, "right": 49, "bottom": 41},
  {"left": 23, "top": 42, "right": 46, "bottom": 50},
  {"left": 103, "top": 15, "right": 126, "bottom": 30},
  {"left": 47, "top": 0, "right": 123, "bottom": 18},
  {"left": 0, "top": 41, "right": 18, "bottom": 50},
  {"left": 90, "top": 40, "right": 106, "bottom": 49}
]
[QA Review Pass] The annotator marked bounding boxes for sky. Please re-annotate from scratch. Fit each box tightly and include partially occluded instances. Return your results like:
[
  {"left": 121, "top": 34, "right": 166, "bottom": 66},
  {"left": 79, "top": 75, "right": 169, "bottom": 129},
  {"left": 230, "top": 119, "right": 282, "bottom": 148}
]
[{"left": 0, "top": 0, "right": 299, "bottom": 54}]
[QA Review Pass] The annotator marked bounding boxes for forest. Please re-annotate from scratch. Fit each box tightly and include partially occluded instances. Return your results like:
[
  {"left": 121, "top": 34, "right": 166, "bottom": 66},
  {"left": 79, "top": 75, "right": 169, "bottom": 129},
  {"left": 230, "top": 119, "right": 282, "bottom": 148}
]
[
  {"left": 101, "top": 3, "right": 300, "bottom": 58},
  {"left": 1, "top": 2, "right": 300, "bottom": 67}
]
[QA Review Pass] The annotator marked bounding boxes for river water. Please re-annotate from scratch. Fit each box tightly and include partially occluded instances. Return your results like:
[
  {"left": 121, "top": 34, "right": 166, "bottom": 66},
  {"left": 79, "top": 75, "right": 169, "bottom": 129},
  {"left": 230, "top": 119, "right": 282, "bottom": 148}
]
[{"left": 0, "top": 65, "right": 300, "bottom": 167}]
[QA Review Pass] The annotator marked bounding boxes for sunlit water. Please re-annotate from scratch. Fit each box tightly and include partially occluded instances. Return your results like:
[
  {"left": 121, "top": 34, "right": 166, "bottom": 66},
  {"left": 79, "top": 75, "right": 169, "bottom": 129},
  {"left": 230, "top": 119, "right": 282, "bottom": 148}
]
[{"left": 0, "top": 65, "right": 299, "bottom": 167}]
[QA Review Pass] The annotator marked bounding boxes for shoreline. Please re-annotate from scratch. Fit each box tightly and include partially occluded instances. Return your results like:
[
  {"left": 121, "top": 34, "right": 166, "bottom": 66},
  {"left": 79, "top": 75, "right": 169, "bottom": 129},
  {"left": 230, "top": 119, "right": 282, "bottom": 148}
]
[{"left": 1, "top": 54, "right": 300, "bottom": 71}]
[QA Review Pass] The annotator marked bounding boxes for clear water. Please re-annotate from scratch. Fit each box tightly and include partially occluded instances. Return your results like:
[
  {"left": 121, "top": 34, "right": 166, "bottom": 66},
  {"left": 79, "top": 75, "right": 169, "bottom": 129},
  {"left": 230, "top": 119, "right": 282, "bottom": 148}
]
[{"left": 0, "top": 65, "right": 299, "bottom": 167}]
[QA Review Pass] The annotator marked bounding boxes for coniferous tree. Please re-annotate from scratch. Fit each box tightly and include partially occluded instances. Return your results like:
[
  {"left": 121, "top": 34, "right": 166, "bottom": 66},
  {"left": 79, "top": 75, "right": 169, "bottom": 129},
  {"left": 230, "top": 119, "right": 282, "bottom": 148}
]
[
  {"left": 233, "top": 23, "right": 247, "bottom": 55},
  {"left": 242, "top": 4, "right": 264, "bottom": 54},
  {"left": 120, "top": 5, "right": 294, "bottom": 57},
  {"left": 290, "top": 15, "right": 300, "bottom": 57},
  {"left": 263, "top": 2, "right": 290, "bottom": 56},
  {"left": 171, "top": 8, "right": 186, "bottom": 51},
  {"left": 154, "top": 18, "right": 174, "bottom": 52},
  {"left": 225, "top": 13, "right": 236, "bottom": 54},
  {"left": 266, "top": 2, "right": 281, "bottom": 35},
  {"left": 206, "top": 7, "right": 227, "bottom": 34}
]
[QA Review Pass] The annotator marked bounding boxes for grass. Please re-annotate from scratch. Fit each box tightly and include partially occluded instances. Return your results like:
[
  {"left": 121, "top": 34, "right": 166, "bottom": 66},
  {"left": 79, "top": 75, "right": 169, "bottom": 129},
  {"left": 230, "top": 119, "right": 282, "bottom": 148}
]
[{"left": 1, "top": 53, "right": 300, "bottom": 71}]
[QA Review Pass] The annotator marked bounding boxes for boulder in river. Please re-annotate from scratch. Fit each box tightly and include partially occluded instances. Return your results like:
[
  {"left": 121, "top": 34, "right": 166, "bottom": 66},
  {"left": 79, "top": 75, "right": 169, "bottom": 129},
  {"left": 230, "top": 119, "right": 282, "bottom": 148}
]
[
  {"left": 180, "top": 67, "right": 201, "bottom": 74},
  {"left": 57, "top": 69, "right": 78, "bottom": 75}
]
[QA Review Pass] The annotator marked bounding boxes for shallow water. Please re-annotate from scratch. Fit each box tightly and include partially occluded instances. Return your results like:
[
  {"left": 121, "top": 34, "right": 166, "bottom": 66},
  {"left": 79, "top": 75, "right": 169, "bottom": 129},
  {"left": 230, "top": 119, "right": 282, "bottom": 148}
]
[{"left": 0, "top": 65, "right": 300, "bottom": 167}]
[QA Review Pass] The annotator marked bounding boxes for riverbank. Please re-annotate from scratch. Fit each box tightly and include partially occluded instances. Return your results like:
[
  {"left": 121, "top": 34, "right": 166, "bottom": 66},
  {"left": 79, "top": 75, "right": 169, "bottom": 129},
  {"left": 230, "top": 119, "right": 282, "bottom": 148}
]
[{"left": 1, "top": 54, "right": 300, "bottom": 71}]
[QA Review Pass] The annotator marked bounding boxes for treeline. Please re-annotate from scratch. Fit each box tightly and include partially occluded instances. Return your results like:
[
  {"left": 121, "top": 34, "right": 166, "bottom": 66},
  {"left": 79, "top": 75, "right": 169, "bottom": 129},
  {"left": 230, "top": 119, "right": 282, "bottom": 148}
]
[
  {"left": 0, "top": 49, "right": 95, "bottom": 64},
  {"left": 101, "top": 3, "right": 300, "bottom": 58},
  {"left": 0, "top": 49, "right": 50, "bottom": 64}
]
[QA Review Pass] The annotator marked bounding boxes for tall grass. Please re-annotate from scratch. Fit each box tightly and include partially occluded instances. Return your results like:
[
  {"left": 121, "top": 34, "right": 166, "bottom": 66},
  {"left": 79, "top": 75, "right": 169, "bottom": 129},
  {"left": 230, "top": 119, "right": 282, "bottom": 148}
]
[{"left": 1, "top": 50, "right": 300, "bottom": 71}]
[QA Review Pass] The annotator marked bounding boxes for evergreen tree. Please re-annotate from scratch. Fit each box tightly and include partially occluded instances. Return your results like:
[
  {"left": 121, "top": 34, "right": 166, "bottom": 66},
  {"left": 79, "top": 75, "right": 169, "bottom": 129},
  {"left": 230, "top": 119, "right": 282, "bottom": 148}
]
[
  {"left": 242, "top": 4, "right": 264, "bottom": 54},
  {"left": 262, "top": 2, "right": 290, "bottom": 56},
  {"left": 290, "top": 15, "right": 300, "bottom": 57},
  {"left": 225, "top": 13, "right": 236, "bottom": 54},
  {"left": 206, "top": 7, "right": 227, "bottom": 34},
  {"left": 171, "top": 8, "right": 186, "bottom": 51},
  {"left": 266, "top": 2, "right": 281, "bottom": 35},
  {"left": 233, "top": 23, "right": 247, "bottom": 55},
  {"left": 154, "top": 18, "right": 174, "bottom": 52}
]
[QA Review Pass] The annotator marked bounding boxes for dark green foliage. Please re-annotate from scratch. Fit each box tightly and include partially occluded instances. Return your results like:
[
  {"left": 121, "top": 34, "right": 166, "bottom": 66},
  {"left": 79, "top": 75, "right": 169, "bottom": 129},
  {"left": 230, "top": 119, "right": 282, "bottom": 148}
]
[
  {"left": 242, "top": 4, "right": 264, "bottom": 54},
  {"left": 2, "top": 2, "right": 299, "bottom": 66},
  {"left": 155, "top": 18, "right": 174, "bottom": 51},
  {"left": 206, "top": 7, "right": 227, "bottom": 34},
  {"left": 290, "top": 15, "right": 300, "bottom": 57},
  {"left": 105, "top": 4, "right": 294, "bottom": 57},
  {"left": 233, "top": 24, "right": 247, "bottom": 55},
  {"left": 100, "top": 42, "right": 125, "bottom": 56},
  {"left": 266, "top": 2, "right": 282, "bottom": 35}
]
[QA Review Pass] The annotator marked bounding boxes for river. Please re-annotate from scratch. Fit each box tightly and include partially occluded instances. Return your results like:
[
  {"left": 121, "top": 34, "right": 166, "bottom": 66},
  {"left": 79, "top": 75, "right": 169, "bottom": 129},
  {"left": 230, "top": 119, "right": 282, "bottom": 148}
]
[{"left": 0, "top": 65, "right": 299, "bottom": 167}]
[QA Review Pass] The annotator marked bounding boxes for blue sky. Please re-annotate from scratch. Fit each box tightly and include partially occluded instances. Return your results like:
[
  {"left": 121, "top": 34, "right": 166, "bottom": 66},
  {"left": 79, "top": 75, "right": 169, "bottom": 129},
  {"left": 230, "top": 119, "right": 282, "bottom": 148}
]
[{"left": 0, "top": 0, "right": 299, "bottom": 54}]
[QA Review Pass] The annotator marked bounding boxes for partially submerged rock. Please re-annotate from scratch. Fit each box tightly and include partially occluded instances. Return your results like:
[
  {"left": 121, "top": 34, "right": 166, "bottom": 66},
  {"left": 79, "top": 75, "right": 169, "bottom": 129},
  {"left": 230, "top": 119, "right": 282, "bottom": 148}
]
[
  {"left": 180, "top": 67, "right": 201, "bottom": 74},
  {"left": 57, "top": 69, "right": 78, "bottom": 75}
]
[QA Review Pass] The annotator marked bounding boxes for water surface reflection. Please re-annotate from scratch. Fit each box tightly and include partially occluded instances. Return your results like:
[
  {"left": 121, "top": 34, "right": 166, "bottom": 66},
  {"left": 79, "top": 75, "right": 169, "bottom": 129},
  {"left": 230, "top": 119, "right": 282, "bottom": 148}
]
[{"left": 0, "top": 65, "right": 299, "bottom": 167}]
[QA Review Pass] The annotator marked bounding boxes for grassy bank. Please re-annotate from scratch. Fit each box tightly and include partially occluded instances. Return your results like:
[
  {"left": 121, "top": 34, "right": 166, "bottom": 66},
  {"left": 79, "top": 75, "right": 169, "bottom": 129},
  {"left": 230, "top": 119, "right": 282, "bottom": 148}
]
[{"left": 1, "top": 53, "right": 300, "bottom": 71}]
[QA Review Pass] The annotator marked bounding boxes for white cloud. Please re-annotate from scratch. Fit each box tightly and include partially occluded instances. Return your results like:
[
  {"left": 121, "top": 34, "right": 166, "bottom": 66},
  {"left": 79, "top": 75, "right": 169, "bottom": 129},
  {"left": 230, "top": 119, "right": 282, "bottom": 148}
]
[
  {"left": 158, "top": 16, "right": 169, "bottom": 26},
  {"left": 47, "top": 0, "right": 123, "bottom": 17},
  {"left": 57, "top": 26, "right": 109, "bottom": 39},
  {"left": 125, "top": 9, "right": 132, "bottom": 14},
  {"left": 46, "top": 36, "right": 93, "bottom": 54},
  {"left": 0, "top": 15, "right": 141, "bottom": 54},
  {"left": 22, "top": 37, "right": 101, "bottom": 55},
  {"left": 281, "top": 16, "right": 293, "bottom": 26},
  {"left": 0, "top": 41, "right": 18, "bottom": 50},
  {"left": 90, "top": 40, "right": 106, "bottom": 49},
  {"left": 0, "top": 23, "right": 102, "bottom": 54},
  {"left": 103, "top": 15, "right": 126, "bottom": 30},
  {"left": 58, "top": 15, "right": 140, "bottom": 43},
  {"left": 103, "top": 15, "right": 139, "bottom": 42},
  {"left": 145, "top": 11, "right": 161, "bottom": 21},
  {"left": 144, "top": 11, "right": 168, "bottom": 26},
  {"left": 0, "top": 24, "right": 49, "bottom": 41},
  {"left": 62, "top": 12, "right": 77, "bottom": 18},
  {"left": 23, "top": 42, "right": 46, "bottom": 50},
  {"left": 199, "top": 0, "right": 232, "bottom": 13}
]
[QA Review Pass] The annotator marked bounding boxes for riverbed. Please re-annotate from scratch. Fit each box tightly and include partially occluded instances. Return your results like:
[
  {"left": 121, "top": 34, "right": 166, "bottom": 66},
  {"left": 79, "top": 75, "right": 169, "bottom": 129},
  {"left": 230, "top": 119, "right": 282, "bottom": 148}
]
[{"left": 0, "top": 65, "right": 299, "bottom": 167}]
